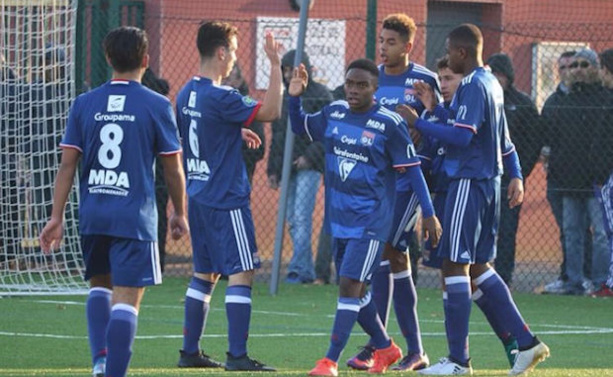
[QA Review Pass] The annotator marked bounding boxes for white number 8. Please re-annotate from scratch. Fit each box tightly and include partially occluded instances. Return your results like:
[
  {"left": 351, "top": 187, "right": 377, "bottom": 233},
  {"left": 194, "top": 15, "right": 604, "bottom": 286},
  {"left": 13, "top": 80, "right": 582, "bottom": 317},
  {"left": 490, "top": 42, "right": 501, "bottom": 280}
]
[{"left": 98, "top": 123, "right": 123, "bottom": 169}]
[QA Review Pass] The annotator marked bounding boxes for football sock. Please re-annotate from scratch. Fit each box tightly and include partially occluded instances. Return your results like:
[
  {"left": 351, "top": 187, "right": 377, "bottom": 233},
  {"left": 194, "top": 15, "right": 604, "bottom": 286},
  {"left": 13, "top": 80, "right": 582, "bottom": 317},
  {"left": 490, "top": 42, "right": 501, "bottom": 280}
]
[
  {"left": 326, "top": 297, "right": 360, "bottom": 362},
  {"left": 106, "top": 304, "right": 138, "bottom": 377},
  {"left": 444, "top": 276, "right": 471, "bottom": 365},
  {"left": 357, "top": 291, "right": 390, "bottom": 349},
  {"left": 87, "top": 287, "right": 111, "bottom": 365},
  {"left": 182, "top": 277, "right": 215, "bottom": 354},
  {"left": 393, "top": 269, "right": 424, "bottom": 355},
  {"left": 225, "top": 285, "right": 252, "bottom": 357},
  {"left": 371, "top": 261, "right": 393, "bottom": 327},
  {"left": 474, "top": 269, "right": 534, "bottom": 348}
]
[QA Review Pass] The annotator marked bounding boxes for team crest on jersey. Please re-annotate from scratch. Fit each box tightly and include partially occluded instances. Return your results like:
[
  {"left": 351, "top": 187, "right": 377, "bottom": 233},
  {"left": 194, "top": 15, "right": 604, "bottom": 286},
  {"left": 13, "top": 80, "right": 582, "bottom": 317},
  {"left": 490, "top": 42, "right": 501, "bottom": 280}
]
[
  {"left": 360, "top": 130, "right": 375, "bottom": 146},
  {"left": 338, "top": 157, "right": 357, "bottom": 182},
  {"left": 188, "top": 91, "right": 197, "bottom": 108},
  {"left": 107, "top": 95, "right": 126, "bottom": 112},
  {"left": 404, "top": 88, "right": 416, "bottom": 103},
  {"left": 242, "top": 96, "right": 258, "bottom": 107}
]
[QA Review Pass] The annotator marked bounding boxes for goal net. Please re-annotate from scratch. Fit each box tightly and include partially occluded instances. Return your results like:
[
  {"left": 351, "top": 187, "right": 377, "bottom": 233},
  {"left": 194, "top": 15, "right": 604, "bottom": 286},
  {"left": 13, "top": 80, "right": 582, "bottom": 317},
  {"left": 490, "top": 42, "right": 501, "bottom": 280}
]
[{"left": 0, "top": 0, "right": 85, "bottom": 295}]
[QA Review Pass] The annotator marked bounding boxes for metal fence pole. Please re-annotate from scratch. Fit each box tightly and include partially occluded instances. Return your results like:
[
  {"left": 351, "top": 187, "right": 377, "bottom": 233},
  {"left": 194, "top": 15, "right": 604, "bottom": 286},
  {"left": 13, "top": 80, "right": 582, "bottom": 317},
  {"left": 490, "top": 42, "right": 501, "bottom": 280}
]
[{"left": 269, "top": 0, "right": 311, "bottom": 295}]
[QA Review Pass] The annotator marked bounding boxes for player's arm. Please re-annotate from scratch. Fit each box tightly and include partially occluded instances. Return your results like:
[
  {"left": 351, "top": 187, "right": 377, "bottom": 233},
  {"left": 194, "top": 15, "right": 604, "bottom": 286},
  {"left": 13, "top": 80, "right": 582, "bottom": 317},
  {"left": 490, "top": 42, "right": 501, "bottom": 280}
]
[
  {"left": 39, "top": 147, "right": 80, "bottom": 253},
  {"left": 502, "top": 121, "right": 524, "bottom": 208},
  {"left": 389, "top": 122, "right": 441, "bottom": 247},
  {"left": 288, "top": 65, "right": 327, "bottom": 141},
  {"left": 160, "top": 153, "right": 189, "bottom": 239},
  {"left": 254, "top": 32, "right": 283, "bottom": 122},
  {"left": 397, "top": 104, "right": 473, "bottom": 147}
]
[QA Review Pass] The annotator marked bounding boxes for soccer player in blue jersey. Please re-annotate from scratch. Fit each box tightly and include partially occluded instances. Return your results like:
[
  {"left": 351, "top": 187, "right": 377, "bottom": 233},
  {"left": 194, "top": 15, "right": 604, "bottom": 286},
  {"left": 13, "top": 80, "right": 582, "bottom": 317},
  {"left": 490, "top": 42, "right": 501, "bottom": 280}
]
[
  {"left": 175, "top": 21, "right": 282, "bottom": 372},
  {"left": 347, "top": 14, "right": 442, "bottom": 372},
  {"left": 397, "top": 24, "right": 549, "bottom": 375},
  {"left": 288, "top": 58, "right": 441, "bottom": 376},
  {"left": 39, "top": 26, "right": 188, "bottom": 377}
]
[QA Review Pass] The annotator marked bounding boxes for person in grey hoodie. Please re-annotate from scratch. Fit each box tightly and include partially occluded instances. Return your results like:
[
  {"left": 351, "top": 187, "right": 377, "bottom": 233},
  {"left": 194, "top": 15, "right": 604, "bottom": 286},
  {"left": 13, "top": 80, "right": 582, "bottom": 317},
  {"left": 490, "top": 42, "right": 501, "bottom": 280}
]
[{"left": 267, "top": 49, "right": 333, "bottom": 283}]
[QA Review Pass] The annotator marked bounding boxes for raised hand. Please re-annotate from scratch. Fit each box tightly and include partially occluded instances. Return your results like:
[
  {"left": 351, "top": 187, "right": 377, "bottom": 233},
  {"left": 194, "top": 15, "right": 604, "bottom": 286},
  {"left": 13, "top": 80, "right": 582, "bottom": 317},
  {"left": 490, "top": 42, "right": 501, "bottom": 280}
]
[
  {"left": 263, "top": 32, "right": 281, "bottom": 66},
  {"left": 395, "top": 103, "right": 419, "bottom": 127},
  {"left": 414, "top": 81, "right": 437, "bottom": 111},
  {"left": 241, "top": 128, "right": 262, "bottom": 149},
  {"left": 288, "top": 64, "right": 308, "bottom": 97}
]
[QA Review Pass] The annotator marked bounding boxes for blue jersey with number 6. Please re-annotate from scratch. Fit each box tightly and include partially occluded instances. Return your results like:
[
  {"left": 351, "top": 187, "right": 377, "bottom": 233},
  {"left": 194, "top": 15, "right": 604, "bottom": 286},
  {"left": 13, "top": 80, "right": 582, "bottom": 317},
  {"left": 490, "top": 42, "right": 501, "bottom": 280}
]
[
  {"left": 176, "top": 76, "right": 262, "bottom": 209},
  {"left": 61, "top": 79, "right": 181, "bottom": 241}
]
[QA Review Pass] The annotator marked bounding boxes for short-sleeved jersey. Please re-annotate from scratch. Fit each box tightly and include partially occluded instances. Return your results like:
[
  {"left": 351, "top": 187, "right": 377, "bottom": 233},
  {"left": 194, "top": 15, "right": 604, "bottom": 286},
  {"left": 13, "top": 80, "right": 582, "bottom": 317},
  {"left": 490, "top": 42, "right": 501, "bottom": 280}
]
[
  {"left": 445, "top": 67, "right": 515, "bottom": 180},
  {"left": 61, "top": 80, "right": 181, "bottom": 241},
  {"left": 299, "top": 100, "right": 420, "bottom": 240},
  {"left": 176, "top": 76, "right": 261, "bottom": 209},
  {"left": 376, "top": 63, "right": 442, "bottom": 191}
]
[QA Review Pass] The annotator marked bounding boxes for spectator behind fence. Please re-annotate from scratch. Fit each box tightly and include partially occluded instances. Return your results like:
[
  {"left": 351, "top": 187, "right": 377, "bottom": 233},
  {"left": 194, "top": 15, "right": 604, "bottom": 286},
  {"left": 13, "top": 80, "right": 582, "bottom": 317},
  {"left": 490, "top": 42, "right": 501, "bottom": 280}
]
[
  {"left": 222, "top": 64, "right": 266, "bottom": 184},
  {"left": 267, "top": 49, "right": 333, "bottom": 284},
  {"left": 541, "top": 50, "right": 593, "bottom": 294},
  {"left": 546, "top": 48, "right": 609, "bottom": 295},
  {"left": 486, "top": 53, "right": 541, "bottom": 285},
  {"left": 592, "top": 48, "right": 613, "bottom": 297},
  {"left": 141, "top": 67, "right": 172, "bottom": 273}
]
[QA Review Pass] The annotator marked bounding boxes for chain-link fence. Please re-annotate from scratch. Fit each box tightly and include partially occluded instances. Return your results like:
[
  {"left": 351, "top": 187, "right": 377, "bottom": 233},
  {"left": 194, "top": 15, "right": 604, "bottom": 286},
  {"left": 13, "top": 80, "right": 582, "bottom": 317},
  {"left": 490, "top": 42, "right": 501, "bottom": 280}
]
[{"left": 3, "top": 0, "right": 613, "bottom": 294}]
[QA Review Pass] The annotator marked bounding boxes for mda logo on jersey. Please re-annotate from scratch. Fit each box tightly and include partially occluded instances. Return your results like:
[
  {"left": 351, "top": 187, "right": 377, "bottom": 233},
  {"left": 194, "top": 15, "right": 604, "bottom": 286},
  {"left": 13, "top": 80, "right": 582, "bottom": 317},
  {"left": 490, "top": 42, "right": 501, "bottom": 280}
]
[
  {"left": 360, "top": 130, "right": 375, "bottom": 146},
  {"left": 242, "top": 96, "right": 258, "bottom": 107},
  {"left": 107, "top": 95, "right": 126, "bottom": 112}
]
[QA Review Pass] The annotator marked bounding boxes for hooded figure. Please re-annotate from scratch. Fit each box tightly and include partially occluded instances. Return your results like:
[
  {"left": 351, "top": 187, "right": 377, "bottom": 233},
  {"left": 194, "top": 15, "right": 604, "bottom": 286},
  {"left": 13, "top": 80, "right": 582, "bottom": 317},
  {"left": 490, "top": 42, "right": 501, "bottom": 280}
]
[{"left": 266, "top": 49, "right": 333, "bottom": 284}]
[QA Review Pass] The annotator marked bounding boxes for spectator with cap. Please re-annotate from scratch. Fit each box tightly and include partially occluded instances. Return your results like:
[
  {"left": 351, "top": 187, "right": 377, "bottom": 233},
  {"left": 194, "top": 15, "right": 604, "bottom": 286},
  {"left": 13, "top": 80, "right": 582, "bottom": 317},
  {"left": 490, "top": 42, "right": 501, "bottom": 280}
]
[
  {"left": 486, "top": 53, "right": 542, "bottom": 285},
  {"left": 547, "top": 48, "right": 609, "bottom": 295}
]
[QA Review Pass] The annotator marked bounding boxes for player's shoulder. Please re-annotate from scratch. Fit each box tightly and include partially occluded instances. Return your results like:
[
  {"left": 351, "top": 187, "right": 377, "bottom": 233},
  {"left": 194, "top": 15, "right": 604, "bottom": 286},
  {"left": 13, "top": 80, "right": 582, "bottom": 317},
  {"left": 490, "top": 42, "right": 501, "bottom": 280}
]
[
  {"left": 370, "top": 105, "right": 404, "bottom": 133},
  {"left": 411, "top": 62, "right": 439, "bottom": 83}
]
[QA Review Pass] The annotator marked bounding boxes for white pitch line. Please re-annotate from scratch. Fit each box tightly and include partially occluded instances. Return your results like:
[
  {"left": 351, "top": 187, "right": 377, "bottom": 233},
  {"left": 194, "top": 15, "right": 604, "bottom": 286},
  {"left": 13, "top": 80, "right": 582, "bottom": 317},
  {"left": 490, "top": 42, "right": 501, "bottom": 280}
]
[
  {"left": 28, "top": 299, "right": 613, "bottom": 332},
  {"left": 2, "top": 327, "right": 613, "bottom": 341}
]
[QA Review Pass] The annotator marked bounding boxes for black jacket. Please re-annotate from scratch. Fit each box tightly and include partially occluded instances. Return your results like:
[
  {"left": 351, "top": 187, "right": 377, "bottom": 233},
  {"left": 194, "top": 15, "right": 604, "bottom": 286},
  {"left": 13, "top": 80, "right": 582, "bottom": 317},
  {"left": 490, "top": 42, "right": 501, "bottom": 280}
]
[
  {"left": 267, "top": 52, "right": 332, "bottom": 178},
  {"left": 502, "top": 85, "right": 541, "bottom": 186},
  {"left": 590, "top": 87, "right": 613, "bottom": 185},
  {"left": 547, "top": 82, "right": 608, "bottom": 196}
]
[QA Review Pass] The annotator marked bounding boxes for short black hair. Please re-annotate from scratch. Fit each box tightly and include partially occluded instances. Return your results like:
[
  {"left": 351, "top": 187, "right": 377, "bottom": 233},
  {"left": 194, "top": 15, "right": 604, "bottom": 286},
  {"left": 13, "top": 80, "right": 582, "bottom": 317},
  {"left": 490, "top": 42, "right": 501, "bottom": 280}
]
[
  {"left": 197, "top": 21, "right": 238, "bottom": 59},
  {"left": 600, "top": 48, "right": 613, "bottom": 74},
  {"left": 436, "top": 56, "right": 449, "bottom": 70},
  {"left": 382, "top": 13, "right": 417, "bottom": 43},
  {"left": 560, "top": 50, "right": 576, "bottom": 59},
  {"left": 346, "top": 58, "right": 379, "bottom": 78},
  {"left": 103, "top": 26, "right": 148, "bottom": 73},
  {"left": 448, "top": 23, "right": 483, "bottom": 58}
]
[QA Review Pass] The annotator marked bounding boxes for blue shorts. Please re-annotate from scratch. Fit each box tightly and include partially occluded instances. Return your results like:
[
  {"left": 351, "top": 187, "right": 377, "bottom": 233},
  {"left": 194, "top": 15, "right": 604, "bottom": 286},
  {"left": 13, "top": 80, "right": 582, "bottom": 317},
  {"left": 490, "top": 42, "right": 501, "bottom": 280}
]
[
  {"left": 81, "top": 235, "right": 162, "bottom": 287},
  {"left": 438, "top": 177, "right": 500, "bottom": 265},
  {"left": 334, "top": 237, "right": 384, "bottom": 282},
  {"left": 422, "top": 192, "right": 447, "bottom": 269},
  {"left": 189, "top": 199, "right": 260, "bottom": 276},
  {"left": 389, "top": 190, "right": 420, "bottom": 252}
]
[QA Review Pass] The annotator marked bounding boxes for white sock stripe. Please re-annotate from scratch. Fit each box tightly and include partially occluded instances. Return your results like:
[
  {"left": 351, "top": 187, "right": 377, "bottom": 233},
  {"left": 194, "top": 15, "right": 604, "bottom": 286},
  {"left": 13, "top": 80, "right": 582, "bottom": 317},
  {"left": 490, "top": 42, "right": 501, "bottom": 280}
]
[
  {"left": 225, "top": 295, "right": 252, "bottom": 304},
  {"left": 186, "top": 287, "right": 207, "bottom": 302},
  {"left": 337, "top": 302, "right": 360, "bottom": 312},
  {"left": 89, "top": 287, "right": 112, "bottom": 295},
  {"left": 472, "top": 288, "right": 484, "bottom": 301},
  {"left": 234, "top": 209, "right": 254, "bottom": 270},
  {"left": 230, "top": 210, "right": 248, "bottom": 271},
  {"left": 112, "top": 303, "right": 138, "bottom": 316},
  {"left": 379, "top": 259, "right": 390, "bottom": 267},
  {"left": 359, "top": 291, "right": 372, "bottom": 308},
  {"left": 444, "top": 276, "right": 471, "bottom": 285},
  {"left": 393, "top": 270, "right": 411, "bottom": 279},
  {"left": 473, "top": 268, "right": 496, "bottom": 286}
]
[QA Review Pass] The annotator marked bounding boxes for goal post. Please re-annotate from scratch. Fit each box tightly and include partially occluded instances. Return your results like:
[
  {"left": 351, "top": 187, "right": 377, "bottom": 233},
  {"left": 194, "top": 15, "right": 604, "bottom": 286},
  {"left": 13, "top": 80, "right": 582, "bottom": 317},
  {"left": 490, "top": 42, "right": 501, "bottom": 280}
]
[{"left": 0, "top": 0, "right": 86, "bottom": 295}]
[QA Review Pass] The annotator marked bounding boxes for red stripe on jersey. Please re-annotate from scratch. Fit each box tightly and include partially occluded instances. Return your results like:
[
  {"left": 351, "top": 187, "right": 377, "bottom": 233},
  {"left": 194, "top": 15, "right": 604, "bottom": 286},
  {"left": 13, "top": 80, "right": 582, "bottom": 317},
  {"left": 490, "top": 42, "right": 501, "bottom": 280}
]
[
  {"left": 454, "top": 123, "right": 477, "bottom": 134},
  {"left": 393, "top": 161, "right": 421, "bottom": 168},
  {"left": 159, "top": 149, "right": 182, "bottom": 156},
  {"left": 60, "top": 143, "right": 83, "bottom": 153},
  {"left": 243, "top": 102, "right": 262, "bottom": 127}
]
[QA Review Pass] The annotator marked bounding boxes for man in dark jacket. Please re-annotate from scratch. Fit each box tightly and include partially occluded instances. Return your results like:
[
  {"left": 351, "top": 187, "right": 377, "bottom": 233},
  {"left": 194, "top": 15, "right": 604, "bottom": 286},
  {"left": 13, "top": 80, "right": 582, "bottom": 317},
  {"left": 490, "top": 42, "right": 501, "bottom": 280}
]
[
  {"left": 267, "top": 50, "right": 332, "bottom": 283},
  {"left": 487, "top": 53, "right": 541, "bottom": 285},
  {"left": 547, "top": 48, "right": 609, "bottom": 295}
]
